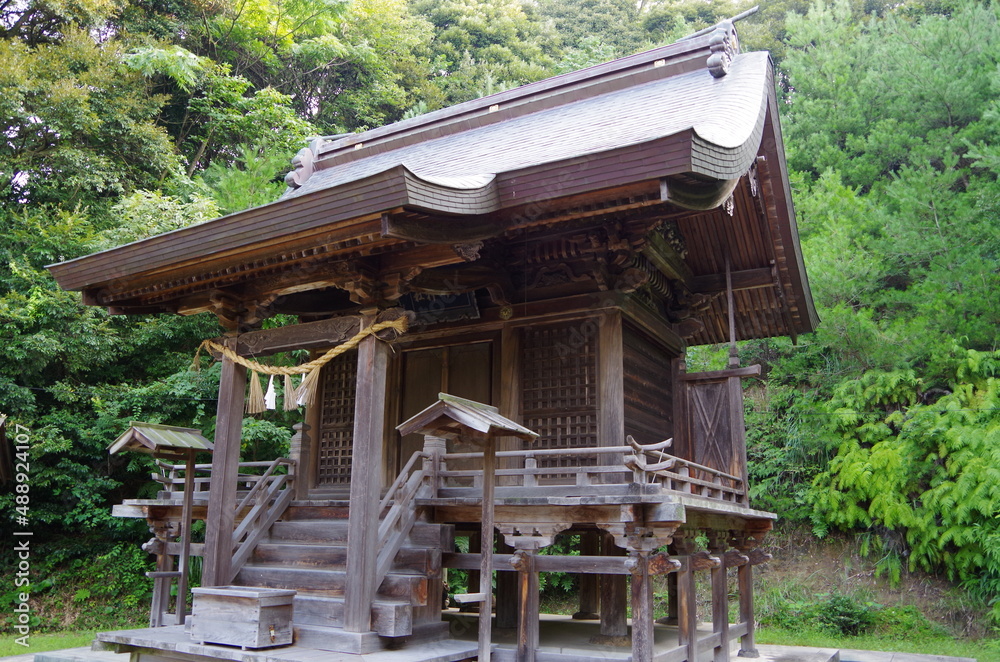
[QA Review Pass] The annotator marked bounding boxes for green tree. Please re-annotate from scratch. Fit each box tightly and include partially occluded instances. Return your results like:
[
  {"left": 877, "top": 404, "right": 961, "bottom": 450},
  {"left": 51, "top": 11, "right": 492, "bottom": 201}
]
[{"left": 415, "top": 0, "right": 560, "bottom": 105}]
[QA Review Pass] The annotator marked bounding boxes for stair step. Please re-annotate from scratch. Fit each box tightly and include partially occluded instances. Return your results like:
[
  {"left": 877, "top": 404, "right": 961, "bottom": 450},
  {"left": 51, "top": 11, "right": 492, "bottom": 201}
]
[
  {"left": 293, "top": 622, "right": 450, "bottom": 654},
  {"left": 282, "top": 502, "right": 350, "bottom": 520},
  {"left": 269, "top": 520, "right": 453, "bottom": 547},
  {"left": 293, "top": 594, "right": 412, "bottom": 636},
  {"left": 252, "top": 543, "right": 441, "bottom": 575},
  {"left": 234, "top": 564, "right": 429, "bottom": 605}
]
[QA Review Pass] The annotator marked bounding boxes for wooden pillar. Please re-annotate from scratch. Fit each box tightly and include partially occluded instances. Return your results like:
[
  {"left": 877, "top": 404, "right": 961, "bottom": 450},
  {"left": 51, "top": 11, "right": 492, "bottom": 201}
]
[
  {"left": 513, "top": 549, "right": 539, "bottom": 662},
  {"left": 477, "top": 434, "right": 497, "bottom": 662},
  {"left": 711, "top": 549, "right": 730, "bottom": 662},
  {"left": 148, "top": 547, "right": 174, "bottom": 627},
  {"left": 737, "top": 561, "right": 757, "bottom": 657},
  {"left": 573, "top": 531, "right": 600, "bottom": 620},
  {"left": 630, "top": 551, "right": 654, "bottom": 662},
  {"left": 600, "top": 532, "right": 627, "bottom": 637},
  {"left": 202, "top": 349, "right": 247, "bottom": 587},
  {"left": 678, "top": 556, "right": 698, "bottom": 662},
  {"left": 462, "top": 532, "right": 482, "bottom": 613},
  {"left": 671, "top": 357, "right": 689, "bottom": 461},
  {"left": 598, "top": 311, "right": 625, "bottom": 483},
  {"left": 664, "top": 572, "right": 679, "bottom": 624},
  {"left": 289, "top": 422, "right": 311, "bottom": 500},
  {"left": 174, "top": 449, "right": 197, "bottom": 624},
  {"left": 497, "top": 325, "right": 522, "bottom": 480},
  {"left": 496, "top": 536, "right": 519, "bottom": 629},
  {"left": 344, "top": 318, "right": 390, "bottom": 633}
]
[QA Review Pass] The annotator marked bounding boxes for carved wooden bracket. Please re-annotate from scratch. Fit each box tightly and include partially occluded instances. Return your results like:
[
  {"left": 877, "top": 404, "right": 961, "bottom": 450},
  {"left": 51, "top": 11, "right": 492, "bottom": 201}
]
[
  {"left": 689, "top": 550, "right": 721, "bottom": 571},
  {"left": 601, "top": 521, "right": 680, "bottom": 553},
  {"left": 498, "top": 523, "right": 570, "bottom": 551},
  {"left": 724, "top": 550, "right": 750, "bottom": 568},
  {"left": 633, "top": 551, "right": 682, "bottom": 576}
]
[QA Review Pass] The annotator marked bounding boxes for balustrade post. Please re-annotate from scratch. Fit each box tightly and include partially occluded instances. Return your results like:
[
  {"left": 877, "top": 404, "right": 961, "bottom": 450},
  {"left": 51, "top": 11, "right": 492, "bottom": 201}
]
[
  {"left": 289, "top": 422, "right": 310, "bottom": 500},
  {"left": 422, "top": 435, "right": 447, "bottom": 497},
  {"left": 523, "top": 455, "right": 537, "bottom": 487}
]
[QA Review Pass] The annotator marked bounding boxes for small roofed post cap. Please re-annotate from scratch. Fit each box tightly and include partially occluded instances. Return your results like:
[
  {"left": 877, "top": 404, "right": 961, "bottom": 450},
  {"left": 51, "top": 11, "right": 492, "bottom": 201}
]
[
  {"left": 109, "top": 421, "right": 214, "bottom": 460},
  {"left": 397, "top": 393, "right": 539, "bottom": 446}
]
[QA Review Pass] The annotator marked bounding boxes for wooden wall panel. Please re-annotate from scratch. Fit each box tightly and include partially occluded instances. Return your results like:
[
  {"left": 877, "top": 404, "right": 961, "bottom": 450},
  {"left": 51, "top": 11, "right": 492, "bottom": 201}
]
[{"left": 622, "top": 324, "right": 675, "bottom": 445}]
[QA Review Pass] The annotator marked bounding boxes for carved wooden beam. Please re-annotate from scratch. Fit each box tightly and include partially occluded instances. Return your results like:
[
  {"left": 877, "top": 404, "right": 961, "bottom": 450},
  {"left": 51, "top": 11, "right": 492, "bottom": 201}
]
[
  {"left": 405, "top": 263, "right": 514, "bottom": 305},
  {"left": 209, "top": 316, "right": 362, "bottom": 357}
]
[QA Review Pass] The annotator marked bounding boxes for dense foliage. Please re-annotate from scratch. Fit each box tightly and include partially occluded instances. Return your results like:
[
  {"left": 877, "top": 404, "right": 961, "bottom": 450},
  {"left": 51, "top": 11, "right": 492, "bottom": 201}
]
[
  {"left": 1, "top": 0, "right": 998, "bottom": 633},
  {"left": 745, "top": 0, "right": 1000, "bottom": 623}
]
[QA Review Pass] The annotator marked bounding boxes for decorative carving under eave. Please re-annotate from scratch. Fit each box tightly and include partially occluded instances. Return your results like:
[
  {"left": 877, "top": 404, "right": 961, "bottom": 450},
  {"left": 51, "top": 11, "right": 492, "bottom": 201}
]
[
  {"left": 321, "top": 259, "right": 379, "bottom": 306},
  {"left": 381, "top": 267, "right": 424, "bottom": 301},
  {"left": 403, "top": 263, "right": 513, "bottom": 306},
  {"left": 601, "top": 521, "right": 680, "bottom": 553},
  {"left": 658, "top": 220, "right": 687, "bottom": 260},
  {"left": 517, "top": 223, "right": 650, "bottom": 295},
  {"left": 208, "top": 291, "right": 242, "bottom": 331},
  {"left": 666, "top": 288, "right": 716, "bottom": 324},
  {"left": 729, "top": 520, "right": 773, "bottom": 552},
  {"left": 453, "top": 241, "right": 483, "bottom": 262},
  {"left": 707, "top": 20, "right": 740, "bottom": 78},
  {"left": 672, "top": 318, "right": 706, "bottom": 340},
  {"left": 527, "top": 263, "right": 593, "bottom": 290},
  {"left": 748, "top": 161, "right": 760, "bottom": 198}
]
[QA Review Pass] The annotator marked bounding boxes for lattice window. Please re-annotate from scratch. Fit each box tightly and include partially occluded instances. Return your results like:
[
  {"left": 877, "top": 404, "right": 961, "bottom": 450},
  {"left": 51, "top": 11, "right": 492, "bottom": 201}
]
[
  {"left": 316, "top": 352, "right": 358, "bottom": 486},
  {"left": 520, "top": 321, "right": 599, "bottom": 474}
]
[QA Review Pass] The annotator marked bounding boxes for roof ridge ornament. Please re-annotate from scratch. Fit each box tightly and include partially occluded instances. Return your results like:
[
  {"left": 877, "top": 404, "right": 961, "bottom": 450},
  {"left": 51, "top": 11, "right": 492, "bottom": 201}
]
[
  {"left": 284, "top": 135, "right": 342, "bottom": 191},
  {"left": 678, "top": 6, "right": 757, "bottom": 78},
  {"left": 707, "top": 20, "right": 740, "bottom": 78}
]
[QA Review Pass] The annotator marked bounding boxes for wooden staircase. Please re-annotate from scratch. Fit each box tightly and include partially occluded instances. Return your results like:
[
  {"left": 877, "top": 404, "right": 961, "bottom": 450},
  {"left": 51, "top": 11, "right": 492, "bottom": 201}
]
[{"left": 231, "top": 503, "right": 452, "bottom": 652}]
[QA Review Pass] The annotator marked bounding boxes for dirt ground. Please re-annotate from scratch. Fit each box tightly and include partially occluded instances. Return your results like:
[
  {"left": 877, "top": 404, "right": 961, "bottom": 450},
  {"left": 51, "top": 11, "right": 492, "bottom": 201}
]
[{"left": 755, "top": 527, "right": 988, "bottom": 638}]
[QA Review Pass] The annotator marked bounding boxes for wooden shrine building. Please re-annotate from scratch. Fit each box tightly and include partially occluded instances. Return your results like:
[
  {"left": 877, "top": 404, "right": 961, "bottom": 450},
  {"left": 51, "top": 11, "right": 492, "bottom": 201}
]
[{"left": 50, "top": 19, "right": 816, "bottom": 662}]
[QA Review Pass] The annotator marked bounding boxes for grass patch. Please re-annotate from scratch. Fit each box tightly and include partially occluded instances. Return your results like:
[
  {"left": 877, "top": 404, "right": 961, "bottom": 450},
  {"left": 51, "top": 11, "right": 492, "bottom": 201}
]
[
  {"left": 0, "top": 630, "right": 98, "bottom": 657},
  {"left": 757, "top": 627, "right": 1000, "bottom": 661}
]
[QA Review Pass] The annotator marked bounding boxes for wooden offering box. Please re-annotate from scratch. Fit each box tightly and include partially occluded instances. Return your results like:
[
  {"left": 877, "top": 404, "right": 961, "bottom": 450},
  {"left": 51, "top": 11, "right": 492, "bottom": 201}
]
[{"left": 190, "top": 586, "right": 295, "bottom": 649}]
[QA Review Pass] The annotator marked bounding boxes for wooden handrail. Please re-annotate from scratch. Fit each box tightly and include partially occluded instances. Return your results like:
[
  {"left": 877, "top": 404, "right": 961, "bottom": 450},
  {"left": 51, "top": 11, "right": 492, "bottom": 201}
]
[
  {"left": 379, "top": 451, "right": 427, "bottom": 513},
  {"left": 440, "top": 465, "right": 626, "bottom": 478},
  {"left": 155, "top": 459, "right": 281, "bottom": 474},
  {"left": 372, "top": 451, "right": 427, "bottom": 590},
  {"left": 228, "top": 459, "right": 296, "bottom": 582},
  {"left": 443, "top": 445, "right": 632, "bottom": 461},
  {"left": 234, "top": 457, "right": 293, "bottom": 515}
]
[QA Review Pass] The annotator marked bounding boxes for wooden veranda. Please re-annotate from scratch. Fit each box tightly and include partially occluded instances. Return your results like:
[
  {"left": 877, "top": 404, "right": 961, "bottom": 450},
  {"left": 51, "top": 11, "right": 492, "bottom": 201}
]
[{"left": 51, "top": 16, "right": 817, "bottom": 662}]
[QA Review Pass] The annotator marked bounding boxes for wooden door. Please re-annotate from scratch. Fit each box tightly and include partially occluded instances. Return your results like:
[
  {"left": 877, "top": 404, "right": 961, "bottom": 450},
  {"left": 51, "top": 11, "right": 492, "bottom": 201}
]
[
  {"left": 679, "top": 367, "right": 756, "bottom": 500},
  {"left": 398, "top": 342, "right": 493, "bottom": 470},
  {"left": 519, "top": 321, "right": 600, "bottom": 480},
  {"left": 312, "top": 352, "right": 358, "bottom": 493}
]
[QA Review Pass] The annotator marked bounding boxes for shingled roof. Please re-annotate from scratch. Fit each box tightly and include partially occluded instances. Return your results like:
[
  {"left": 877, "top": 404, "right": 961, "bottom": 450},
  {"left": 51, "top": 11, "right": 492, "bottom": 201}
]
[
  {"left": 48, "top": 24, "right": 817, "bottom": 343},
  {"left": 283, "top": 51, "right": 771, "bottom": 204}
]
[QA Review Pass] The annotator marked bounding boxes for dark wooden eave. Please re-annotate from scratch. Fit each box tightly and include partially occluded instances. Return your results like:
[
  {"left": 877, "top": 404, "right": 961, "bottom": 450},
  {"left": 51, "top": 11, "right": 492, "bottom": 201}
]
[{"left": 47, "top": 36, "right": 818, "bottom": 344}]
